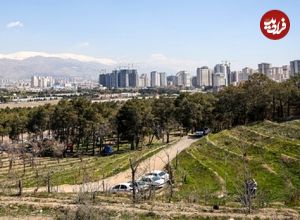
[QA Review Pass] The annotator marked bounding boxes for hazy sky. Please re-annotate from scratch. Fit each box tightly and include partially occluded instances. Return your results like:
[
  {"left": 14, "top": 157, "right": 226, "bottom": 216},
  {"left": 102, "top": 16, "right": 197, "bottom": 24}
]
[{"left": 1, "top": 0, "right": 299, "bottom": 73}]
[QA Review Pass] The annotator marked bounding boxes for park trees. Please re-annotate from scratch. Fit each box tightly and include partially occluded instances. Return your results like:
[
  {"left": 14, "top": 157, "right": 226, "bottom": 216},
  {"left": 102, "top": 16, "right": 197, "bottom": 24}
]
[{"left": 116, "top": 99, "right": 153, "bottom": 150}]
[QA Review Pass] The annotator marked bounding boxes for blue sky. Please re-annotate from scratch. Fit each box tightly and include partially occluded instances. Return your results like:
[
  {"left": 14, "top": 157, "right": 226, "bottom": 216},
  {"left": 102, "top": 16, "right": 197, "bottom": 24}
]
[{"left": 1, "top": 0, "right": 299, "bottom": 73}]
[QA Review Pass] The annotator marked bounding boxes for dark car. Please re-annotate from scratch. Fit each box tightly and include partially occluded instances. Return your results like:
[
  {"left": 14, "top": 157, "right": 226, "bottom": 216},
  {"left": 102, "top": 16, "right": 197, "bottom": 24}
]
[
  {"left": 195, "top": 128, "right": 210, "bottom": 136},
  {"left": 101, "top": 145, "right": 113, "bottom": 156}
]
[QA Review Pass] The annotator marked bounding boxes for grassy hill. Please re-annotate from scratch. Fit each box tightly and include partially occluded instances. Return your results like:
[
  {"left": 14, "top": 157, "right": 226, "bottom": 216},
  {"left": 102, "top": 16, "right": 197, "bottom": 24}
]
[
  {"left": 0, "top": 137, "right": 178, "bottom": 191},
  {"left": 172, "top": 120, "right": 300, "bottom": 207}
]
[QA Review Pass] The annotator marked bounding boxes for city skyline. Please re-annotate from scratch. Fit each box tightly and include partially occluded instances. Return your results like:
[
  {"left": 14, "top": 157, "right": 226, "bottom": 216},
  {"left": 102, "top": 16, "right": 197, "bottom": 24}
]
[{"left": 1, "top": 0, "right": 300, "bottom": 73}]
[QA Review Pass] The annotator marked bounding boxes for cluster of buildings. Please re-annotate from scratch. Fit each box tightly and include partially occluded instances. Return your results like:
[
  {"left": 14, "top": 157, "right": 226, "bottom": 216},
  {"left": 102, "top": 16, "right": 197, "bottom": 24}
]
[
  {"left": 30, "top": 76, "right": 98, "bottom": 90},
  {"left": 31, "top": 76, "right": 54, "bottom": 88},
  {"left": 99, "top": 60, "right": 300, "bottom": 91}
]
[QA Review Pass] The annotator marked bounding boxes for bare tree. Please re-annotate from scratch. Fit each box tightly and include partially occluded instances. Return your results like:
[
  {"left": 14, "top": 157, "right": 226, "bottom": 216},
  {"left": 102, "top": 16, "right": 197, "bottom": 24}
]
[
  {"left": 234, "top": 142, "right": 257, "bottom": 214},
  {"left": 129, "top": 158, "right": 140, "bottom": 203},
  {"left": 165, "top": 153, "right": 174, "bottom": 203}
]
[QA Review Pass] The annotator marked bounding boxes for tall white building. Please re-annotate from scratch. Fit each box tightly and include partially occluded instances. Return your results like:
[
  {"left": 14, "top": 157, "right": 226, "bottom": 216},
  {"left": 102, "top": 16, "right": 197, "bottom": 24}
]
[
  {"left": 139, "top": 74, "right": 149, "bottom": 88},
  {"left": 176, "top": 71, "right": 190, "bottom": 87},
  {"left": 196, "top": 66, "right": 212, "bottom": 87},
  {"left": 212, "top": 72, "right": 226, "bottom": 88},
  {"left": 31, "top": 76, "right": 53, "bottom": 88},
  {"left": 213, "top": 64, "right": 229, "bottom": 87},
  {"left": 150, "top": 71, "right": 160, "bottom": 87},
  {"left": 258, "top": 63, "right": 272, "bottom": 75},
  {"left": 31, "top": 76, "right": 39, "bottom": 88},
  {"left": 214, "top": 64, "right": 230, "bottom": 86},
  {"left": 159, "top": 72, "right": 167, "bottom": 87},
  {"left": 282, "top": 65, "right": 290, "bottom": 80}
]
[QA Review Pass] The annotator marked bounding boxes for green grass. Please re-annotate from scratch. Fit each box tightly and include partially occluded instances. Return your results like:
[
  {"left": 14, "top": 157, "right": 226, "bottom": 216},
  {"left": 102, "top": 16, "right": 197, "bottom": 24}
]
[
  {"left": 0, "top": 137, "right": 179, "bottom": 189},
  {"left": 172, "top": 120, "right": 300, "bottom": 207}
]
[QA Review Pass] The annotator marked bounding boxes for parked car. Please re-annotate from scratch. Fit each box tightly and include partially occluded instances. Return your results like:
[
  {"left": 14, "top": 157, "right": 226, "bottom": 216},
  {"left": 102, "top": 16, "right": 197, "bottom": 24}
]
[
  {"left": 195, "top": 128, "right": 210, "bottom": 137},
  {"left": 139, "top": 175, "right": 165, "bottom": 188},
  {"left": 128, "top": 180, "right": 150, "bottom": 191},
  {"left": 195, "top": 130, "right": 204, "bottom": 137},
  {"left": 101, "top": 144, "right": 113, "bottom": 156},
  {"left": 110, "top": 183, "right": 133, "bottom": 193},
  {"left": 145, "top": 170, "right": 169, "bottom": 182}
]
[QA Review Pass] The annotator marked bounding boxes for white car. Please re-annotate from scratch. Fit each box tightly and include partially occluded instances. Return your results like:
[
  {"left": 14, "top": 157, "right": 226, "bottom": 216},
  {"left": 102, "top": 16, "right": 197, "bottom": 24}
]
[
  {"left": 140, "top": 175, "right": 165, "bottom": 188},
  {"left": 128, "top": 180, "right": 150, "bottom": 191},
  {"left": 110, "top": 183, "right": 134, "bottom": 193},
  {"left": 145, "top": 170, "right": 169, "bottom": 182}
]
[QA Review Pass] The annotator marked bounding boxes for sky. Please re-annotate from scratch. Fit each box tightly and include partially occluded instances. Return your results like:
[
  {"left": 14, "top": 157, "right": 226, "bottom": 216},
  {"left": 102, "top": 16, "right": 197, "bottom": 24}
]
[{"left": 1, "top": 0, "right": 300, "bottom": 73}]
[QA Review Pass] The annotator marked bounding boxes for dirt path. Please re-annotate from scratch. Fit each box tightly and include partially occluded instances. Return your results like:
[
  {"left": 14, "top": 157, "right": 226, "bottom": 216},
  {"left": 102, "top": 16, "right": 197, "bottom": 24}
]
[
  {"left": 25, "top": 136, "right": 200, "bottom": 193},
  {"left": 0, "top": 196, "right": 299, "bottom": 220}
]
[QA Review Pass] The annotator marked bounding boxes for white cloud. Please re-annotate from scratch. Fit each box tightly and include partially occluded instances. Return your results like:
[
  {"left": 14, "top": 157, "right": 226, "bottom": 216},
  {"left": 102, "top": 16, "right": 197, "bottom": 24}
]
[
  {"left": 6, "top": 21, "right": 24, "bottom": 28},
  {"left": 0, "top": 51, "right": 117, "bottom": 65},
  {"left": 78, "top": 42, "right": 90, "bottom": 48}
]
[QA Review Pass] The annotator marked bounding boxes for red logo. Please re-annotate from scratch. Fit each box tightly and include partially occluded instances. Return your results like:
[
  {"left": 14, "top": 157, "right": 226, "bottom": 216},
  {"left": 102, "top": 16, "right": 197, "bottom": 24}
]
[{"left": 260, "top": 10, "right": 290, "bottom": 40}]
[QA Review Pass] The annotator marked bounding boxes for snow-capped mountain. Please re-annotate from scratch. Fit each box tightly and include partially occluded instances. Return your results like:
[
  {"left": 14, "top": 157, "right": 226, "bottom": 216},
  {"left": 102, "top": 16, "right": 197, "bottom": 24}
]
[{"left": 0, "top": 51, "right": 117, "bottom": 80}]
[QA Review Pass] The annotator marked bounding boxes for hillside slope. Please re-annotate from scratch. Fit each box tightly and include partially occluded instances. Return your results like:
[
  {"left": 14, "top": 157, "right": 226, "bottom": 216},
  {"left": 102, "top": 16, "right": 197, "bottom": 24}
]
[{"left": 173, "top": 120, "right": 300, "bottom": 207}]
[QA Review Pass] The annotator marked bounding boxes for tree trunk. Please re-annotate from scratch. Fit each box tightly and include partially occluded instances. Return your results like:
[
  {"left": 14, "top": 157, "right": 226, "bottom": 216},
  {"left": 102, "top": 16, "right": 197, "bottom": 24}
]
[
  {"left": 166, "top": 131, "right": 170, "bottom": 144},
  {"left": 287, "top": 100, "right": 290, "bottom": 117},
  {"left": 272, "top": 95, "right": 276, "bottom": 120},
  {"left": 129, "top": 159, "right": 139, "bottom": 203},
  {"left": 18, "top": 179, "right": 23, "bottom": 196},
  {"left": 92, "top": 132, "right": 96, "bottom": 156},
  {"left": 135, "top": 136, "right": 139, "bottom": 150},
  {"left": 47, "top": 172, "right": 51, "bottom": 193},
  {"left": 117, "top": 132, "right": 120, "bottom": 151}
]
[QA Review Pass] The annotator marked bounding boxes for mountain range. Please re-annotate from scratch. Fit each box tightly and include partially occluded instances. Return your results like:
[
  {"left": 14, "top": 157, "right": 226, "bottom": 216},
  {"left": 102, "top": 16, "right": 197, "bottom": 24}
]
[{"left": 0, "top": 52, "right": 117, "bottom": 80}]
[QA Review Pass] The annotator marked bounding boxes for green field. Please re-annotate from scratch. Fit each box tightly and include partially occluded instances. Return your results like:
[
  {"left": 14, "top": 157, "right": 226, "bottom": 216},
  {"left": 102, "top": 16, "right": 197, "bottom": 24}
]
[
  {"left": 172, "top": 120, "right": 300, "bottom": 207},
  {"left": 0, "top": 137, "right": 178, "bottom": 190}
]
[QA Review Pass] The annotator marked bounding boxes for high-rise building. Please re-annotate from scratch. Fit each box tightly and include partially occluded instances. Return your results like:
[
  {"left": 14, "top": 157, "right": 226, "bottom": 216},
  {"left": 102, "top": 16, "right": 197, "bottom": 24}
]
[
  {"left": 128, "top": 69, "right": 138, "bottom": 88},
  {"left": 213, "top": 64, "right": 228, "bottom": 86},
  {"left": 282, "top": 65, "right": 290, "bottom": 80},
  {"left": 118, "top": 69, "right": 129, "bottom": 88},
  {"left": 290, "top": 60, "right": 300, "bottom": 76},
  {"left": 258, "top": 63, "right": 272, "bottom": 75},
  {"left": 230, "top": 71, "right": 239, "bottom": 83},
  {"left": 99, "top": 73, "right": 110, "bottom": 88},
  {"left": 150, "top": 71, "right": 160, "bottom": 87},
  {"left": 196, "top": 66, "right": 212, "bottom": 87},
  {"left": 167, "top": 75, "right": 177, "bottom": 86},
  {"left": 99, "top": 69, "right": 138, "bottom": 89},
  {"left": 239, "top": 67, "right": 254, "bottom": 82},
  {"left": 31, "top": 76, "right": 39, "bottom": 88},
  {"left": 176, "top": 71, "right": 190, "bottom": 87},
  {"left": 214, "top": 63, "right": 230, "bottom": 86},
  {"left": 110, "top": 70, "right": 119, "bottom": 89},
  {"left": 269, "top": 67, "right": 284, "bottom": 82},
  {"left": 31, "top": 76, "right": 53, "bottom": 88},
  {"left": 139, "top": 74, "right": 149, "bottom": 88},
  {"left": 212, "top": 72, "right": 226, "bottom": 88},
  {"left": 159, "top": 72, "right": 167, "bottom": 87}
]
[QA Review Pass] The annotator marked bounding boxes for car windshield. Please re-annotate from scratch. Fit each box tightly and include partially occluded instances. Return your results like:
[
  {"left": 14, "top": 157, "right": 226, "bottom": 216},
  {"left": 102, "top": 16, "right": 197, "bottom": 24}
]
[
  {"left": 159, "top": 172, "right": 165, "bottom": 176},
  {"left": 142, "top": 177, "right": 151, "bottom": 182},
  {"left": 152, "top": 176, "right": 160, "bottom": 181}
]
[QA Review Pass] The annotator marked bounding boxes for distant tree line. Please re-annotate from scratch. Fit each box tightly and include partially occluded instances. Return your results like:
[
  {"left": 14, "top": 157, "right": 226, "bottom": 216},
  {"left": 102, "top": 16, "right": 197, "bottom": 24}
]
[{"left": 0, "top": 74, "right": 299, "bottom": 154}]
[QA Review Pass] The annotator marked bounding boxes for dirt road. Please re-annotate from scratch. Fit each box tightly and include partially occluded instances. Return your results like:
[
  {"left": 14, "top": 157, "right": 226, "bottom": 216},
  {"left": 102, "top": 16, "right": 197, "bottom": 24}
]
[
  {"left": 25, "top": 135, "right": 199, "bottom": 193},
  {"left": 0, "top": 195, "right": 299, "bottom": 220}
]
